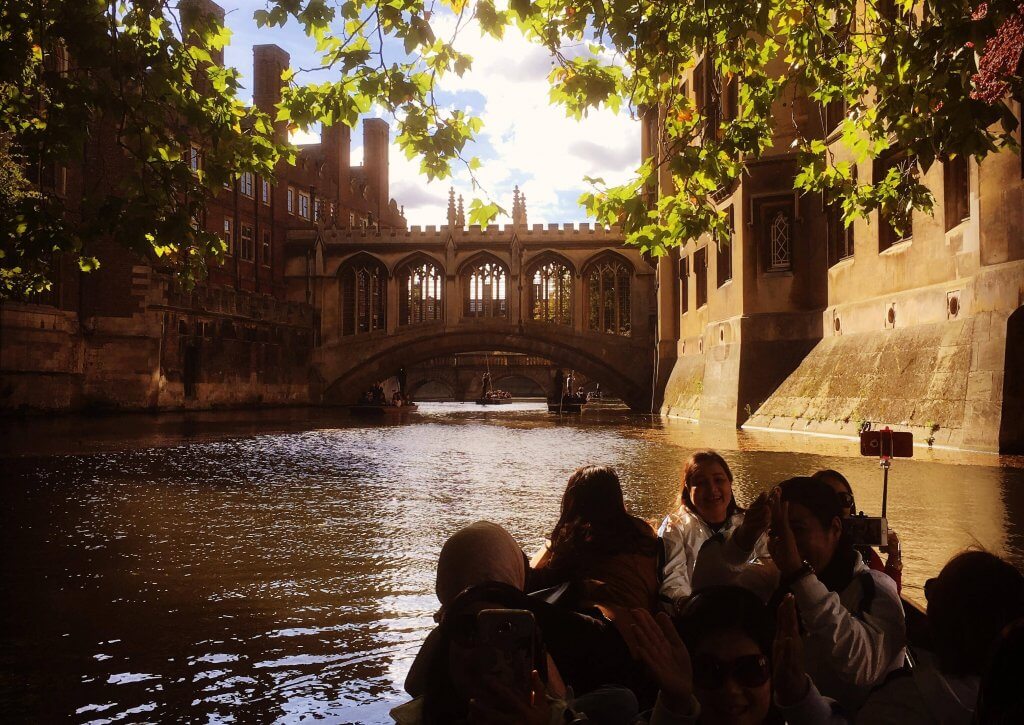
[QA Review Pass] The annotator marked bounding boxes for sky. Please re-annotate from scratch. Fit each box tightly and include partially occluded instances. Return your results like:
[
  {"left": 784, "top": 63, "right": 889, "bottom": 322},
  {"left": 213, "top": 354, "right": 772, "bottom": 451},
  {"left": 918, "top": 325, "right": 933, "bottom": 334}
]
[{"left": 218, "top": 1, "right": 640, "bottom": 226}]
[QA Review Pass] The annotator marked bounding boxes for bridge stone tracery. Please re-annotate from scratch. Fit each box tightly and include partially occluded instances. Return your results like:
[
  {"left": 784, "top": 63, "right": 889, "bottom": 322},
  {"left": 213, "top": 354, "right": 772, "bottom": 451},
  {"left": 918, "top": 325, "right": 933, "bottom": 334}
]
[{"left": 285, "top": 194, "right": 657, "bottom": 408}]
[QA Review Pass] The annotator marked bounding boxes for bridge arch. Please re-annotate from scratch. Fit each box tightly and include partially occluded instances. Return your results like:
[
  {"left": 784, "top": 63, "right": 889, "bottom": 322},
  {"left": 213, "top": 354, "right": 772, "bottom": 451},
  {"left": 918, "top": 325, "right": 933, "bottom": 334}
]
[
  {"left": 409, "top": 377, "right": 456, "bottom": 400},
  {"left": 318, "top": 326, "right": 651, "bottom": 410},
  {"left": 493, "top": 374, "right": 548, "bottom": 398}
]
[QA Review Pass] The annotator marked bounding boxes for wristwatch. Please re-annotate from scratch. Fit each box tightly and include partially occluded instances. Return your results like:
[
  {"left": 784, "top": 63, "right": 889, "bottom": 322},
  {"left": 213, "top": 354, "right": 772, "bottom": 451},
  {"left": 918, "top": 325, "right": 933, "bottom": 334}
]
[{"left": 783, "top": 560, "right": 815, "bottom": 586}]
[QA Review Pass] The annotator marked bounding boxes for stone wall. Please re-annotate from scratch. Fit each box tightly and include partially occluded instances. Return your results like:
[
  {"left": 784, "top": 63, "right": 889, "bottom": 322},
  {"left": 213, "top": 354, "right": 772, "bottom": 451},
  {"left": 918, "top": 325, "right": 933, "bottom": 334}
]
[{"left": 0, "top": 275, "right": 315, "bottom": 414}]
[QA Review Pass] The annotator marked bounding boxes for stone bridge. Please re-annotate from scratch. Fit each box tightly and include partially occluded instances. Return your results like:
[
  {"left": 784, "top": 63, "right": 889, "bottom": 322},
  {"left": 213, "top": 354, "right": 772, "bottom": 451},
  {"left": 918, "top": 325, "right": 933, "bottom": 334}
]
[{"left": 285, "top": 199, "right": 657, "bottom": 409}]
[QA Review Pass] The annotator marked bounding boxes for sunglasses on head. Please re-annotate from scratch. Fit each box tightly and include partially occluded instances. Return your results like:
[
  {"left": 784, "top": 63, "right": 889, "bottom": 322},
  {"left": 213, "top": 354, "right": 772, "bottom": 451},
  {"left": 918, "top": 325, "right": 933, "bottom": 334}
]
[{"left": 692, "top": 653, "right": 770, "bottom": 690}]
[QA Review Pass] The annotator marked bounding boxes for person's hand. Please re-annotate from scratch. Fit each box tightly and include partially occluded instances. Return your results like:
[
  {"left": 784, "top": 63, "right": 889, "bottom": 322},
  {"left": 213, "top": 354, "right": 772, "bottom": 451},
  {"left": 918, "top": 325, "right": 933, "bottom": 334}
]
[
  {"left": 631, "top": 608, "right": 693, "bottom": 712},
  {"left": 468, "top": 670, "right": 550, "bottom": 725},
  {"left": 767, "top": 495, "right": 803, "bottom": 578},
  {"left": 773, "top": 593, "right": 810, "bottom": 706},
  {"left": 884, "top": 528, "right": 903, "bottom": 572},
  {"left": 885, "top": 529, "right": 901, "bottom": 558},
  {"left": 734, "top": 491, "right": 771, "bottom": 552}
]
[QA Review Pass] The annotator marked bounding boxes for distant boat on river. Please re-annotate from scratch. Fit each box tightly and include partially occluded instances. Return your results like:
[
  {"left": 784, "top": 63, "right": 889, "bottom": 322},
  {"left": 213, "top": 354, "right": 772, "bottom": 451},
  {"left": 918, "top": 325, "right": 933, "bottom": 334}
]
[
  {"left": 476, "top": 391, "right": 512, "bottom": 405},
  {"left": 548, "top": 396, "right": 587, "bottom": 414},
  {"left": 349, "top": 403, "right": 418, "bottom": 418}
]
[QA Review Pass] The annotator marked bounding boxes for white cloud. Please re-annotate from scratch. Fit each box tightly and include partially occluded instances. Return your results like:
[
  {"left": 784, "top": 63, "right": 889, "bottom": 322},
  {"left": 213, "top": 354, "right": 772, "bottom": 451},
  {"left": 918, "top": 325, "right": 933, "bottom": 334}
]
[{"left": 221, "top": 1, "right": 640, "bottom": 226}]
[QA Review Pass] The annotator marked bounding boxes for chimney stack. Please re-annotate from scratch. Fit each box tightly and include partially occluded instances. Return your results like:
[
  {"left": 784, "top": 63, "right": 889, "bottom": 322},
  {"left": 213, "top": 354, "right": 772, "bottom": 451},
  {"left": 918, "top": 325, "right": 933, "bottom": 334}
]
[
  {"left": 253, "top": 44, "right": 290, "bottom": 145},
  {"left": 179, "top": 0, "right": 226, "bottom": 68},
  {"left": 322, "top": 123, "right": 351, "bottom": 206},
  {"left": 362, "top": 118, "right": 390, "bottom": 218}
]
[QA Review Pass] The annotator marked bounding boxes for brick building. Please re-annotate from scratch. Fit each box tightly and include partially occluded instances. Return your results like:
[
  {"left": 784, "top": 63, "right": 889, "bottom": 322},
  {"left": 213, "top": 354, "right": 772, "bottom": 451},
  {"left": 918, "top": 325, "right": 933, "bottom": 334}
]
[{"left": 0, "top": 0, "right": 406, "bottom": 412}]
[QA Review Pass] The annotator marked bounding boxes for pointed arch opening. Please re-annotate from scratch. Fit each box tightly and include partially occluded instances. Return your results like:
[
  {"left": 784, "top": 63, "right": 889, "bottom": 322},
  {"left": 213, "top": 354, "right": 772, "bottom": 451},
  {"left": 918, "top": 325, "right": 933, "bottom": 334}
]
[
  {"left": 584, "top": 253, "right": 632, "bottom": 336},
  {"left": 339, "top": 254, "right": 387, "bottom": 336},
  {"left": 461, "top": 255, "right": 509, "bottom": 319},
  {"left": 527, "top": 254, "right": 574, "bottom": 326},
  {"left": 397, "top": 255, "right": 444, "bottom": 326}
]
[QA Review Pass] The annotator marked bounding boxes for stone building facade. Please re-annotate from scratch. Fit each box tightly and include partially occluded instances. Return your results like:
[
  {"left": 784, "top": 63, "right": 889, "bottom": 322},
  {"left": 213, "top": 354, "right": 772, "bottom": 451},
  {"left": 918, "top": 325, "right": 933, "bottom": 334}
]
[
  {"left": 655, "top": 55, "right": 1024, "bottom": 452},
  {"left": 0, "top": 0, "right": 405, "bottom": 414}
]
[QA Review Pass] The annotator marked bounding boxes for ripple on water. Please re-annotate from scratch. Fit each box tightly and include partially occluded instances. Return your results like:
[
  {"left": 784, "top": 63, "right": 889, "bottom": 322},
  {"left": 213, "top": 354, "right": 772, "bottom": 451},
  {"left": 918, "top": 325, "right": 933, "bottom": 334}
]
[{"left": 2, "top": 406, "right": 1023, "bottom": 723}]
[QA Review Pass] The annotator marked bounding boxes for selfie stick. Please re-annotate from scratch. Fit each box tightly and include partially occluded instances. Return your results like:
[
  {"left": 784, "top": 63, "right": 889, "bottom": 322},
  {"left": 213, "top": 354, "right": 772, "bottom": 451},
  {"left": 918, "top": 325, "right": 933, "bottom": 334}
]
[{"left": 879, "top": 427, "right": 892, "bottom": 519}]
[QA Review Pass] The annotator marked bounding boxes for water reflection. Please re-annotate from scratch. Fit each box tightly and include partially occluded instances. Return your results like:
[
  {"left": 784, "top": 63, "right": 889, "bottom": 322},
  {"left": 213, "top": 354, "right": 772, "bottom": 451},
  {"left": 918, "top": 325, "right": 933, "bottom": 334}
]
[{"left": 1, "top": 404, "right": 1022, "bottom": 723}]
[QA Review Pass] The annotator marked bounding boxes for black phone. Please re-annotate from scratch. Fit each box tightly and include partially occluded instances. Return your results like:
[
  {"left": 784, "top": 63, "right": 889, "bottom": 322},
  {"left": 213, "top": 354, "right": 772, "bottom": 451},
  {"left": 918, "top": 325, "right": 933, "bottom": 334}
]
[
  {"left": 475, "top": 608, "right": 535, "bottom": 699},
  {"left": 860, "top": 429, "right": 913, "bottom": 458}
]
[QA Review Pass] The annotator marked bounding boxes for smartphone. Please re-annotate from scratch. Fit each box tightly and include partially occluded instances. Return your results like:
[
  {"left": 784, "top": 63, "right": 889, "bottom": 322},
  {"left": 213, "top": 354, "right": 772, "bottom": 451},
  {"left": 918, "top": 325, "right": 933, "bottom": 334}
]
[
  {"left": 843, "top": 514, "right": 888, "bottom": 548},
  {"left": 475, "top": 609, "right": 535, "bottom": 699},
  {"left": 860, "top": 429, "right": 913, "bottom": 458}
]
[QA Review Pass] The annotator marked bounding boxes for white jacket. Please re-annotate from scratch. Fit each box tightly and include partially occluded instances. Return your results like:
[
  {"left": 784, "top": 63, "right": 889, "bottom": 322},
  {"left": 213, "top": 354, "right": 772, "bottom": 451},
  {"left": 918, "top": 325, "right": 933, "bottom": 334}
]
[
  {"left": 658, "top": 506, "right": 767, "bottom": 605},
  {"left": 692, "top": 535, "right": 907, "bottom": 714}
]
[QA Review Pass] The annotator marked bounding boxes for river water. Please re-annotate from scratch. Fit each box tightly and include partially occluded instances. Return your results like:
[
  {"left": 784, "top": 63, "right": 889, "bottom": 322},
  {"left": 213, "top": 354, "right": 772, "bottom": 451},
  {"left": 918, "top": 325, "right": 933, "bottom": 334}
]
[{"left": 2, "top": 403, "right": 1023, "bottom": 723}]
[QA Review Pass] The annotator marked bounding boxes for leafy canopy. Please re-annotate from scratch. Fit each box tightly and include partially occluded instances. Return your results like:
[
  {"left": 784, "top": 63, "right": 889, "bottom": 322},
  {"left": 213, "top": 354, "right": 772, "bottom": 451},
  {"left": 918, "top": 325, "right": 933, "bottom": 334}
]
[{"left": 2, "top": 0, "right": 1021, "bottom": 298}]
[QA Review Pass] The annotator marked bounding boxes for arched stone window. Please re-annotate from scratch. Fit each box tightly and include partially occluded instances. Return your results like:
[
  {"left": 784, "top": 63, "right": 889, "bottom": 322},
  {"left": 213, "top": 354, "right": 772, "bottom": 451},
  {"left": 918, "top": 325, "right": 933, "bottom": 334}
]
[
  {"left": 462, "top": 258, "right": 508, "bottom": 319},
  {"left": 340, "top": 256, "right": 387, "bottom": 335},
  {"left": 399, "top": 258, "right": 444, "bottom": 325},
  {"left": 586, "top": 256, "right": 631, "bottom": 336},
  {"left": 529, "top": 257, "right": 573, "bottom": 325}
]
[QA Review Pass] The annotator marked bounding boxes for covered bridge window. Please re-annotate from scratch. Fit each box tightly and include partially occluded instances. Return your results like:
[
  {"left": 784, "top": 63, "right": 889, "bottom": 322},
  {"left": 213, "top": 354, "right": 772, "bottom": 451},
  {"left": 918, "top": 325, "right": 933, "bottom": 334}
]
[
  {"left": 399, "top": 259, "right": 444, "bottom": 325},
  {"left": 530, "top": 258, "right": 573, "bottom": 325},
  {"left": 463, "top": 259, "right": 508, "bottom": 319},
  {"left": 340, "top": 256, "right": 387, "bottom": 335},
  {"left": 586, "top": 256, "right": 631, "bottom": 336}
]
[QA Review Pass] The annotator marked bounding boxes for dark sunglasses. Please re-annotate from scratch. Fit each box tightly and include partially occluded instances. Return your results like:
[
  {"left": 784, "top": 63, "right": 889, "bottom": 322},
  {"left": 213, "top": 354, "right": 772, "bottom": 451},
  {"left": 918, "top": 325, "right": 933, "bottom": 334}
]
[
  {"left": 692, "top": 653, "right": 770, "bottom": 690},
  {"left": 837, "top": 492, "right": 855, "bottom": 509}
]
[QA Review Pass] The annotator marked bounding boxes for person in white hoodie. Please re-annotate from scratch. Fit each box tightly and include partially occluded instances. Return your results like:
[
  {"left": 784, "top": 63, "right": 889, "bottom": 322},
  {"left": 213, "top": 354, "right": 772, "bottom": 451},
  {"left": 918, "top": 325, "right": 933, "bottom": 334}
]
[
  {"left": 856, "top": 550, "right": 1024, "bottom": 725},
  {"left": 691, "top": 477, "right": 906, "bottom": 715},
  {"left": 659, "top": 451, "right": 769, "bottom": 612}
]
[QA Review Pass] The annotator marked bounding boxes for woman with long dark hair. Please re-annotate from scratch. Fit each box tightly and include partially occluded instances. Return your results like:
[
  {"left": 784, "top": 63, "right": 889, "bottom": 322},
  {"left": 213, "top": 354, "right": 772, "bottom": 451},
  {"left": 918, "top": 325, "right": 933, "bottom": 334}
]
[
  {"left": 532, "top": 465, "right": 660, "bottom": 612},
  {"left": 659, "top": 450, "right": 769, "bottom": 610}
]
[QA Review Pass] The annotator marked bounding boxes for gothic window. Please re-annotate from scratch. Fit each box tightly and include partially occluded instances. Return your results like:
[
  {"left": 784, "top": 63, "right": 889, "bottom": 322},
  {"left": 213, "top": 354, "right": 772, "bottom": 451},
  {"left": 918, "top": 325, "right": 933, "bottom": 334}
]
[
  {"left": 755, "top": 195, "right": 795, "bottom": 272},
  {"left": 340, "top": 257, "right": 387, "bottom": 335},
  {"left": 463, "top": 258, "right": 508, "bottom": 318},
  {"left": 399, "top": 259, "right": 444, "bottom": 325},
  {"left": 529, "top": 258, "right": 573, "bottom": 325},
  {"left": 769, "top": 211, "right": 791, "bottom": 271},
  {"left": 586, "top": 256, "right": 631, "bottom": 336}
]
